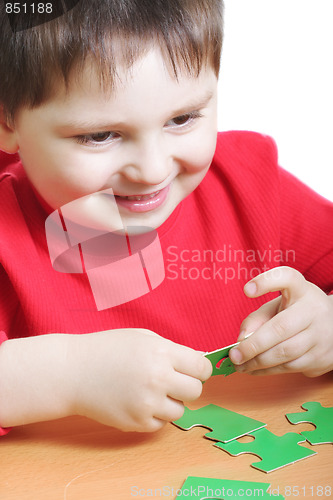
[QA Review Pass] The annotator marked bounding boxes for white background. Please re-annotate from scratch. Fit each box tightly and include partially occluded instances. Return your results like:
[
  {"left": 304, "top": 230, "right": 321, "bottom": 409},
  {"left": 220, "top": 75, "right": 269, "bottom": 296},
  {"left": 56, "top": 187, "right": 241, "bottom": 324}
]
[{"left": 218, "top": 0, "right": 333, "bottom": 201}]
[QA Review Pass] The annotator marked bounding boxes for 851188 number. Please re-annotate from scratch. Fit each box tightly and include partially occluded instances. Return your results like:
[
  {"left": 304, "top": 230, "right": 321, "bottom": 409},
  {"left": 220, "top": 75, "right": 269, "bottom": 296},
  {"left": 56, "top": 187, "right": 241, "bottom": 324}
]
[{"left": 5, "top": 3, "right": 53, "bottom": 14}]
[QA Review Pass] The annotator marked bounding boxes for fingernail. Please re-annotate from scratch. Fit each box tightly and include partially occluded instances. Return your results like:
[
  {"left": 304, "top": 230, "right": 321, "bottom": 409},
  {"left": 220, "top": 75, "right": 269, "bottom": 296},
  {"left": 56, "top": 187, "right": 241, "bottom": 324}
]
[
  {"left": 229, "top": 348, "right": 243, "bottom": 365},
  {"left": 244, "top": 281, "right": 257, "bottom": 296}
]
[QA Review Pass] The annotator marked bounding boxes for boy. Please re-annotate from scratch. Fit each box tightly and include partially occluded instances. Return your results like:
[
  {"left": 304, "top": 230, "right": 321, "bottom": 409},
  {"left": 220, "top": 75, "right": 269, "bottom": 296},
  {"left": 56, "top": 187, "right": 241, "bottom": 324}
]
[{"left": 0, "top": 0, "right": 332, "bottom": 437}]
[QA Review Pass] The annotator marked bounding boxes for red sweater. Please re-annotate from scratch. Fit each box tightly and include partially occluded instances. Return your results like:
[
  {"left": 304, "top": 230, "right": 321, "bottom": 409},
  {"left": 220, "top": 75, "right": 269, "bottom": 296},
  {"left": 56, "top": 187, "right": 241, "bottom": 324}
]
[
  {"left": 1, "top": 130, "right": 332, "bottom": 345},
  {"left": 0, "top": 131, "right": 332, "bottom": 434}
]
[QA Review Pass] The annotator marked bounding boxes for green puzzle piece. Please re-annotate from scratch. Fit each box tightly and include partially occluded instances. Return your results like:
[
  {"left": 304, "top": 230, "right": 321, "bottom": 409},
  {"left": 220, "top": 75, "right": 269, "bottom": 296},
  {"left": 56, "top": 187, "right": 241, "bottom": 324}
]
[
  {"left": 218, "top": 356, "right": 236, "bottom": 376},
  {"left": 172, "top": 404, "right": 266, "bottom": 442},
  {"left": 286, "top": 402, "right": 333, "bottom": 445},
  {"left": 214, "top": 427, "right": 316, "bottom": 473},
  {"left": 176, "top": 476, "right": 285, "bottom": 499},
  {"left": 205, "top": 342, "right": 238, "bottom": 377}
]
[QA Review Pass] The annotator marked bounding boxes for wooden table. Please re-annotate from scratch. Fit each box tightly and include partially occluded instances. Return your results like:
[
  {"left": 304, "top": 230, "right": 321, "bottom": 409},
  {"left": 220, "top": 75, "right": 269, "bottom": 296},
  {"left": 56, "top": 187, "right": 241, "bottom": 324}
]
[{"left": 1, "top": 372, "right": 332, "bottom": 499}]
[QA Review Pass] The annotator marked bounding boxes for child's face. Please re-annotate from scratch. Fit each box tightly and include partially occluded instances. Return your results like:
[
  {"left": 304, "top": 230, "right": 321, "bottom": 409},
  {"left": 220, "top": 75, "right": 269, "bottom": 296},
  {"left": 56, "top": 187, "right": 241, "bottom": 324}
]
[{"left": 12, "top": 48, "right": 218, "bottom": 229}]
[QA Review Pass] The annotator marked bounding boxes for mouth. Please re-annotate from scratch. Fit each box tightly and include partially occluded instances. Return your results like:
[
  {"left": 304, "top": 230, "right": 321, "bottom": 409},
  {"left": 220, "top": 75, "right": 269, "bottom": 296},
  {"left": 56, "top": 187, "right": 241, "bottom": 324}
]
[
  {"left": 114, "top": 185, "right": 170, "bottom": 213},
  {"left": 116, "top": 190, "right": 161, "bottom": 201}
]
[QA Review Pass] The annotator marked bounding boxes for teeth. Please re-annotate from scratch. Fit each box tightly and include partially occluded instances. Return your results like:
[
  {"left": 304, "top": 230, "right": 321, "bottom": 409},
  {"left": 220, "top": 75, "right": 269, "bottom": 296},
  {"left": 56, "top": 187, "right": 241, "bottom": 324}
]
[{"left": 121, "top": 190, "right": 161, "bottom": 201}]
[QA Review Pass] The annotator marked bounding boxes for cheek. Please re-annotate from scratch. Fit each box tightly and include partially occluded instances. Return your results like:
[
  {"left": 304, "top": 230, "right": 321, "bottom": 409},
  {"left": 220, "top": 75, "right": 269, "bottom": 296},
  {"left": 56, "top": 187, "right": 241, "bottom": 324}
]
[
  {"left": 22, "top": 143, "right": 105, "bottom": 194},
  {"left": 19, "top": 150, "right": 99, "bottom": 209},
  {"left": 182, "top": 129, "right": 217, "bottom": 173}
]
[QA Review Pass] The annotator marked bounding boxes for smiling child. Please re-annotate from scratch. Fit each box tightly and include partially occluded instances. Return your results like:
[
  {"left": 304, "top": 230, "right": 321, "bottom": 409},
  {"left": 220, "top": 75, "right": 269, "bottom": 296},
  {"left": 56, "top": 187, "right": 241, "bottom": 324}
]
[{"left": 0, "top": 0, "right": 332, "bottom": 436}]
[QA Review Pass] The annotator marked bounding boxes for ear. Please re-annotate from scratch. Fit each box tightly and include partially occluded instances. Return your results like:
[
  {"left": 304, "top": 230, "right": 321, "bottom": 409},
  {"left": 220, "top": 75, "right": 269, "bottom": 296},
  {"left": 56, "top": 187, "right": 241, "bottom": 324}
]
[{"left": 0, "top": 106, "right": 19, "bottom": 154}]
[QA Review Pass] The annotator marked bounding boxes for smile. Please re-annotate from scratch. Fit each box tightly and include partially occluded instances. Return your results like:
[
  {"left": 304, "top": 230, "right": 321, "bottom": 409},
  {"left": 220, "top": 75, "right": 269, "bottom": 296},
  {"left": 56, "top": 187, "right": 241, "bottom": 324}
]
[
  {"left": 117, "top": 190, "right": 161, "bottom": 201},
  {"left": 114, "top": 185, "right": 170, "bottom": 213}
]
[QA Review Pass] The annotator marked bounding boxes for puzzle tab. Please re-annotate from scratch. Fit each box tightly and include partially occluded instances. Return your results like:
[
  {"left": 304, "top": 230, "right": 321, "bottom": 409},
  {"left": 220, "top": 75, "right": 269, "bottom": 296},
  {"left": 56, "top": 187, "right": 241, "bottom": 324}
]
[
  {"left": 286, "top": 402, "right": 333, "bottom": 445},
  {"left": 214, "top": 427, "right": 316, "bottom": 473},
  {"left": 172, "top": 404, "right": 266, "bottom": 443}
]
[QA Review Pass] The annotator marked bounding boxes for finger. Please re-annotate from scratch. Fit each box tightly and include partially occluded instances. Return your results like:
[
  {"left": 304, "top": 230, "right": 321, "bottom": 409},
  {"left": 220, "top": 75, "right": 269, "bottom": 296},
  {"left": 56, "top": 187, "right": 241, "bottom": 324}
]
[
  {"left": 238, "top": 296, "right": 282, "bottom": 340},
  {"left": 299, "top": 343, "right": 333, "bottom": 377},
  {"left": 229, "top": 300, "right": 312, "bottom": 365},
  {"left": 247, "top": 365, "right": 291, "bottom": 376},
  {"left": 168, "top": 371, "right": 204, "bottom": 403},
  {"left": 247, "top": 365, "right": 297, "bottom": 376},
  {"left": 244, "top": 267, "right": 308, "bottom": 305},
  {"left": 247, "top": 347, "right": 320, "bottom": 377},
  {"left": 140, "top": 417, "right": 166, "bottom": 433},
  {"left": 236, "top": 327, "right": 313, "bottom": 372},
  {"left": 154, "top": 397, "right": 185, "bottom": 423},
  {"left": 172, "top": 345, "right": 212, "bottom": 381}
]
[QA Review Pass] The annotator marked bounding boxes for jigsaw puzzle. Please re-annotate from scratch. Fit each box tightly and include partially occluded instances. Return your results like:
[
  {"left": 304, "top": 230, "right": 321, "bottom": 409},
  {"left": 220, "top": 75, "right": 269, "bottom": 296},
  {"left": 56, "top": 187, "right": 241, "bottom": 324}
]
[
  {"left": 176, "top": 476, "right": 285, "bottom": 499},
  {"left": 286, "top": 402, "right": 333, "bottom": 445},
  {"left": 204, "top": 342, "right": 238, "bottom": 377},
  {"left": 214, "top": 427, "right": 316, "bottom": 473},
  {"left": 205, "top": 333, "right": 255, "bottom": 377},
  {"left": 172, "top": 404, "right": 266, "bottom": 442}
]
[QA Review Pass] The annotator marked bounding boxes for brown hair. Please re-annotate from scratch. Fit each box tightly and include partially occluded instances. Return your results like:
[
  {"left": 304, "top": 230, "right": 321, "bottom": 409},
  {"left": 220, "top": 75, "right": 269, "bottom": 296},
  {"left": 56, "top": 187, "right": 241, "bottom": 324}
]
[{"left": 0, "top": 0, "right": 223, "bottom": 122}]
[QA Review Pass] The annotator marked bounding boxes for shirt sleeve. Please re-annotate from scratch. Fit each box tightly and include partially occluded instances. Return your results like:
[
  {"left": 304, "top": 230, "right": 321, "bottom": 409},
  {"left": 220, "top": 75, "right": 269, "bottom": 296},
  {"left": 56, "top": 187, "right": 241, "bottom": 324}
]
[
  {"left": 0, "top": 331, "right": 12, "bottom": 436},
  {"left": 278, "top": 167, "right": 333, "bottom": 295}
]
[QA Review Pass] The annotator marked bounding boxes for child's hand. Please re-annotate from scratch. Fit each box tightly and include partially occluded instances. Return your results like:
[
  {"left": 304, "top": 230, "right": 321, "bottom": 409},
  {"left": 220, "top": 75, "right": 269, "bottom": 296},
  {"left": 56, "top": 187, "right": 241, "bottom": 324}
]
[
  {"left": 70, "top": 329, "right": 212, "bottom": 432},
  {"left": 229, "top": 267, "right": 333, "bottom": 377}
]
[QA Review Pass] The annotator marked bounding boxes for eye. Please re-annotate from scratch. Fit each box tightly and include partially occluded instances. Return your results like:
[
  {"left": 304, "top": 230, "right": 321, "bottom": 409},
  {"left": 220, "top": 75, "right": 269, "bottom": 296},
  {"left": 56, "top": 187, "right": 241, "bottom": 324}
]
[
  {"left": 165, "top": 111, "right": 203, "bottom": 129},
  {"left": 89, "top": 132, "right": 114, "bottom": 142},
  {"left": 75, "top": 131, "right": 119, "bottom": 146}
]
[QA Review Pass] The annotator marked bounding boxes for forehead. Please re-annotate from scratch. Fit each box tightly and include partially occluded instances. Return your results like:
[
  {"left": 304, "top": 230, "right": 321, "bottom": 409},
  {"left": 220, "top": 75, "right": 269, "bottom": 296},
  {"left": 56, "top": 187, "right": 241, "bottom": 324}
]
[
  {"left": 66, "top": 46, "right": 215, "bottom": 98},
  {"left": 30, "top": 48, "right": 217, "bottom": 129}
]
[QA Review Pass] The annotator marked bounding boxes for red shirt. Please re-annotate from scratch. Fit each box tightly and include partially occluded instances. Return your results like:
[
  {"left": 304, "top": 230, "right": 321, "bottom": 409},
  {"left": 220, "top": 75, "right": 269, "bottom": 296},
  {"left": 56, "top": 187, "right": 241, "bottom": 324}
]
[
  {"left": 1, "top": 130, "right": 332, "bottom": 346},
  {"left": 0, "top": 131, "right": 332, "bottom": 434}
]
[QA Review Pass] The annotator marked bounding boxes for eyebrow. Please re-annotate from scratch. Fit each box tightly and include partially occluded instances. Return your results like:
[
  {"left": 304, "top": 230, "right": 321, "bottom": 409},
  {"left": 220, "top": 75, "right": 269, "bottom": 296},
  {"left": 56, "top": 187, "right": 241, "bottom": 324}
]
[
  {"left": 169, "top": 89, "right": 215, "bottom": 119},
  {"left": 57, "top": 89, "right": 215, "bottom": 133}
]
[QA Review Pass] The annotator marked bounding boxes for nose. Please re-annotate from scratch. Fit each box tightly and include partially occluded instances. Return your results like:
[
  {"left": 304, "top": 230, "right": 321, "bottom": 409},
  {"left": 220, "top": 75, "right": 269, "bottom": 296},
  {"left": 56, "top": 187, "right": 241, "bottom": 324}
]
[{"left": 121, "top": 134, "right": 174, "bottom": 186}]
